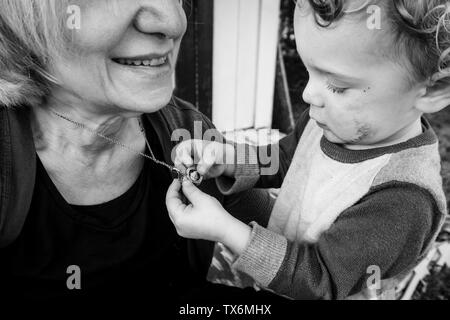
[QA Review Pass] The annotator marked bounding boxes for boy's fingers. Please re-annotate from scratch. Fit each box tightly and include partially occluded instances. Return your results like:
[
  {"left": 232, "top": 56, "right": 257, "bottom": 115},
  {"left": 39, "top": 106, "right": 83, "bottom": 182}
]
[
  {"left": 197, "top": 158, "right": 214, "bottom": 176},
  {"left": 198, "top": 143, "right": 221, "bottom": 175},
  {"left": 179, "top": 147, "right": 194, "bottom": 168},
  {"left": 174, "top": 159, "right": 185, "bottom": 173},
  {"left": 166, "top": 179, "right": 187, "bottom": 217},
  {"left": 175, "top": 141, "right": 194, "bottom": 165},
  {"left": 182, "top": 180, "right": 207, "bottom": 204}
]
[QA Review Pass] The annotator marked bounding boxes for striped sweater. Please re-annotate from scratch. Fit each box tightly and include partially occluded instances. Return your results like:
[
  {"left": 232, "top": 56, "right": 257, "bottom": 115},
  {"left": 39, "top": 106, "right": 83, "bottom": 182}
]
[{"left": 207, "top": 110, "right": 448, "bottom": 300}]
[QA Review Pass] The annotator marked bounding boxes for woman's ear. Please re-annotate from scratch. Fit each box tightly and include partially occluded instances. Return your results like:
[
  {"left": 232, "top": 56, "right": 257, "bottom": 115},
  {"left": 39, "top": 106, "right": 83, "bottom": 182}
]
[{"left": 415, "top": 77, "right": 450, "bottom": 114}]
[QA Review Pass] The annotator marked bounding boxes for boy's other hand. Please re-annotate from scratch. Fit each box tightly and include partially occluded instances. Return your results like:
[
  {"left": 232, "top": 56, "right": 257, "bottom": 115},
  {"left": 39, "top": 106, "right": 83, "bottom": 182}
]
[
  {"left": 166, "top": 179, "right": 232, "bottom": 242},
  {"left": 173, "top": 139, "right": 236, "bottom": 179},
  {"left": 165, "top": 179, "right": 252, "bottom": 255}
]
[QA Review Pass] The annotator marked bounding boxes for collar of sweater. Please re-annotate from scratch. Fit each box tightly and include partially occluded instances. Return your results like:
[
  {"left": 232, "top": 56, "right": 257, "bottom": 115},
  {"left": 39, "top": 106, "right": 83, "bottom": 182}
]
[{"left": 320, "top": 118, "right": 437, "bottom": 164}]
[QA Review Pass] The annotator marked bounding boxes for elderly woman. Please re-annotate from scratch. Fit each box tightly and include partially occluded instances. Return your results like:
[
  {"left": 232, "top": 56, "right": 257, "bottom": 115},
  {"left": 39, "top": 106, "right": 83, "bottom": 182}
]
[{"left": 0, "top": 0, "right": 275, "bottom": 302}]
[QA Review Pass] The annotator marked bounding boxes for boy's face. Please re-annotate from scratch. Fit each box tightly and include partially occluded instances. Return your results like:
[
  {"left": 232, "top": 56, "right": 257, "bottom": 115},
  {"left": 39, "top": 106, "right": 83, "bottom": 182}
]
[{"left": 294, "top": 5, "right": 424, "bottom": 148}]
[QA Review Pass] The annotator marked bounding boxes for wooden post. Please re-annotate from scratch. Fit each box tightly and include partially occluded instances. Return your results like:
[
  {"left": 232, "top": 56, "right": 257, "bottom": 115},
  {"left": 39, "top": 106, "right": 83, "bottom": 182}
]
[
  {"left": 175, "top": 0, "right": 214, "bottom": 120},
  {"left": 212, "top": 0, "right": 281, "bottom": 132}
]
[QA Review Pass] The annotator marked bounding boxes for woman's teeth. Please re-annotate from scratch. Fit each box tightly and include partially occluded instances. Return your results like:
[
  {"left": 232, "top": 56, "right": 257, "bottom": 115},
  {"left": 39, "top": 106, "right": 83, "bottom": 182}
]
[{"left": 115, "top": 56, "right": 168, "bottom": 67}]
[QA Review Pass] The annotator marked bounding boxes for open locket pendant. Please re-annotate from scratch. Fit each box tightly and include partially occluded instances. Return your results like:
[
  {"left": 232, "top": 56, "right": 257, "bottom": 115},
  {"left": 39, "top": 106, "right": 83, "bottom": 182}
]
[
  {"left": 171, "top": 166, "right": 204, "bottom": 186},
  {"left": 185, "top": 167, "right": 204, "bottom": 185}
]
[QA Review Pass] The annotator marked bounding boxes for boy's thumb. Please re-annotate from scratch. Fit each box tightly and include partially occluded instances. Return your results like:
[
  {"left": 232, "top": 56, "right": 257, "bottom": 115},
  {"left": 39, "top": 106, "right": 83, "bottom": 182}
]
[{"left": 182, "top": 180, "right": 206, "bottom": 204}]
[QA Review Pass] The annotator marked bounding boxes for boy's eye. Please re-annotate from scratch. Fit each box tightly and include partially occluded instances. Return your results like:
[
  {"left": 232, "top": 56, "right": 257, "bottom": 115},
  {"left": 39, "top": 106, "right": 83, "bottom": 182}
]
[{"left": 326, "top": 83, "right": 347, "bottom": 94}]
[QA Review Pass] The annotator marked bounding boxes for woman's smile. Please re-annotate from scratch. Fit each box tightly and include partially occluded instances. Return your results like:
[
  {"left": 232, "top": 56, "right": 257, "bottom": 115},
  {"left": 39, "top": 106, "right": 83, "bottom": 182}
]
[{"left": 111, "top": 51, "right": 174, "bottom": 78}]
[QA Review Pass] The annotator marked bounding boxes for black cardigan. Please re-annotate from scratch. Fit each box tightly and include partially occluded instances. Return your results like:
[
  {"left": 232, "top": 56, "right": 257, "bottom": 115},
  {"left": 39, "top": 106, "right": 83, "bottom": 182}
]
[{"left": 0, "top": 96, "right": 274, "bottom": 278}]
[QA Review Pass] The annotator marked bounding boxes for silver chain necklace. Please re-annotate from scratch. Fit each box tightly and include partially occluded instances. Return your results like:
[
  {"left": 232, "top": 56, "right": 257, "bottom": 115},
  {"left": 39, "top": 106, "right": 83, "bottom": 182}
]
[{"left": 50, "top": 110, "right": 203, "bottom": 185}]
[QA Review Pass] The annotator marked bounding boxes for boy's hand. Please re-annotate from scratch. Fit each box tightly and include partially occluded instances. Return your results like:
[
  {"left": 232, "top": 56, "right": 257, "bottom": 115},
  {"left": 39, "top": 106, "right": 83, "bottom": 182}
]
[
  {"left": 166, "top": 179, "right": 232, "bottom": 242},
  {"left": 165, "top": 179, "right": 251, "bottom": 255},
  {"left": 173, "top": 139, "right": 236, "bottom": 179}
]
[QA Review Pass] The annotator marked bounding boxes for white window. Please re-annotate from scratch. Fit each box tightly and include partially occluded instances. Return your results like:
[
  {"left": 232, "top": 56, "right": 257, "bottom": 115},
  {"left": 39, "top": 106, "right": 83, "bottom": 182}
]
[{"left": 212, "top": 0, "right": 281, "bottom": 132}]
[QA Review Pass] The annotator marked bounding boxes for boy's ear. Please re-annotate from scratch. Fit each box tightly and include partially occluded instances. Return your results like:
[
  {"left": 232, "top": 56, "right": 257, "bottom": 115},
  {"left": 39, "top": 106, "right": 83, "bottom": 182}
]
[{"left": 415, "top": 77, "right": 450, "bottom": 114}]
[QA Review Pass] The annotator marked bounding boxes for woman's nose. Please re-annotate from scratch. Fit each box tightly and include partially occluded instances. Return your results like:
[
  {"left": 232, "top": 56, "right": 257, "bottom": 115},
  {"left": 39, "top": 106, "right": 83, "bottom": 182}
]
[
  {"left": 134, "top": 0, "right": 187, "bottom": 39},
  {"left": 302, "top": 79, "right": 324, "bottom": 108}
]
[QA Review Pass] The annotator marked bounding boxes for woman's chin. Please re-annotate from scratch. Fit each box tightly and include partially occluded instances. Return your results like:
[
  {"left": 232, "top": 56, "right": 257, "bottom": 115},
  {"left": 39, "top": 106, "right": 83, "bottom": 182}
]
[{"left": 115, "top": 88, "right": 174, "bottom": 114}]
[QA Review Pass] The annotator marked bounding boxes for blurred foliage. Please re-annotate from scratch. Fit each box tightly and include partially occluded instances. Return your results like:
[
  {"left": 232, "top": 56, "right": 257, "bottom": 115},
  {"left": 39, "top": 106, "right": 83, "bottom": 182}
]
[
  {"left": 412, "top": 263, "right": 450, "bottom": 300},
  {"left": 427, "top": 110, "right": 450, "bottom": 213}
]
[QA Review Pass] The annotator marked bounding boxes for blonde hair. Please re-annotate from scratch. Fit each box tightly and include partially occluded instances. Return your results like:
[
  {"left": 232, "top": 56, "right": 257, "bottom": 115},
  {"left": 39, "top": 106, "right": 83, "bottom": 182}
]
[
  {"left": 0, "top": 0, "right": 186, "bottom": 108},
  {"left": 0, "top": 0, "right": 72, "bottom": 107}
]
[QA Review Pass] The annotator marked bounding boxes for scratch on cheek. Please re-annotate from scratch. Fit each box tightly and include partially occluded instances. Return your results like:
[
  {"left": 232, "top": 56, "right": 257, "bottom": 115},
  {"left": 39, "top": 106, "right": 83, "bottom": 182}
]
[{"left": 351, "top": 121, "right": 372, "bottom": 143}]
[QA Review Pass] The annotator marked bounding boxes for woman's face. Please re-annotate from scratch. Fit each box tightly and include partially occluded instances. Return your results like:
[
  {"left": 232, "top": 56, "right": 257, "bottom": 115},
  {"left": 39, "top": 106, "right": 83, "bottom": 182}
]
[{"left": 50, "top": 0, "right": 187, "bottom": 115}]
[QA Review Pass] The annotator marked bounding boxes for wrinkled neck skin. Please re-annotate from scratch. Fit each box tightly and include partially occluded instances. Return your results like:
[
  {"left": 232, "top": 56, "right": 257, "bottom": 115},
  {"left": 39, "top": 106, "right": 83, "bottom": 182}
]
[
  {"left": 31, "top": 90, "right": 145, "bottom": 164},
  {"left": 30, "top": 91, "right": 147, "bottom": 205}
]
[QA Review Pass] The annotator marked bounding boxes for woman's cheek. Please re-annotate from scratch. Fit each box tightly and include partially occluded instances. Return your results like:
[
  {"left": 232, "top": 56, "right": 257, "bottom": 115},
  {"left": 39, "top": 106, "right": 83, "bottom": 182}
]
[{"left": 70, "top": 2, "right": 131, "bottom": 51}]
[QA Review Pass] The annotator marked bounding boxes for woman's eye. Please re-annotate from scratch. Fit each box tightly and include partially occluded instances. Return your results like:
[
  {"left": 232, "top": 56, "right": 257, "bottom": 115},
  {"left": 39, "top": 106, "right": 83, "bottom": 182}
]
[{"left": 326, "top": 84, "right": 347, "bottom": 94}]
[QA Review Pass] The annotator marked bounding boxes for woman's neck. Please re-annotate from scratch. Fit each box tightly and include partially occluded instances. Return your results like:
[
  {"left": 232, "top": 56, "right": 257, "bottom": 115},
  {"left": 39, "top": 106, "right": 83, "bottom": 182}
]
[
  {"left": 31, "top": 97, "right": 144, "bottom": 162},
  {"left": 30, "top": 97, "right": 148, "bottom": 205}
]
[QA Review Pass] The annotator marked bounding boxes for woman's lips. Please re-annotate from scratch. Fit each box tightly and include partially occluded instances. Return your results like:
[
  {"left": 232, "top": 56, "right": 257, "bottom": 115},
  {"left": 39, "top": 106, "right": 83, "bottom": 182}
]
[
  {"left": 112, "top": 51, "right": 171, "bottom": 66},
  {"left": 113, "top": 56, "right": 168, "bottom": 67},
  {"left": 110, "top": 53, "right": 173, "bottom": 78}
]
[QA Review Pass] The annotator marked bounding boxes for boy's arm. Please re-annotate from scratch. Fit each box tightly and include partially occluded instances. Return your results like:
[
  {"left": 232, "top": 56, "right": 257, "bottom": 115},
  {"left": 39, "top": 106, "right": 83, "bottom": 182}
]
[
  {"left": 216, "top": 109, "right": 311, "bottom": 195},
  {"left": 222, "top": 188, "right": 275, "bottom": 227},
  {"left": 228, "top": 184, "right": 438, "bottom": 299}
]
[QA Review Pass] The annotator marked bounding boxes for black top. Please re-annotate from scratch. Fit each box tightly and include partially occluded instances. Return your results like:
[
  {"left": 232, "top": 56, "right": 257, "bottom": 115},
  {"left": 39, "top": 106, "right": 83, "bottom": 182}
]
[
  {"left": 0, "top": 99, "right": 287, "bottom": 306},
  {"left": 0, "top": 119, "right": 200, "bottom": 303}
]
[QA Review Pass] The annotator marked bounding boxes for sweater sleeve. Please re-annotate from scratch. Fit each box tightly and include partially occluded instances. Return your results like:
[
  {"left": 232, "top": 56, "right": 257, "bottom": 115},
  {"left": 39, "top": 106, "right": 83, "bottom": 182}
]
[
  {"left": 231, "top": 183, "right": 438, "bottom": 300},
  {"left": 223, "top": 188, "right": 276, "bottom": 227},
  {"left": 216, "top": 110, "right": 311, "bottom": 195}
]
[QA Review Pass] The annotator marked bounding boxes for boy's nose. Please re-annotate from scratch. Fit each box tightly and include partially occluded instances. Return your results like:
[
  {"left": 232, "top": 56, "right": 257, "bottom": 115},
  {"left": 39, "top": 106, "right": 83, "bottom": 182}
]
[
  {"left": 134, "top": 0, "right": 187, "bottom": 40},
  {"left": 302, "top": 80, "right": 325, "bottom": 108}
]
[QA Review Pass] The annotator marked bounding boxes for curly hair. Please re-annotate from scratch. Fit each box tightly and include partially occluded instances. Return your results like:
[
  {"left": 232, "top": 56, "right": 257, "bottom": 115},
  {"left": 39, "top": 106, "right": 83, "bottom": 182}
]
[{"left": 302, "top": 0, "right": 450, "bottom": 87}]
